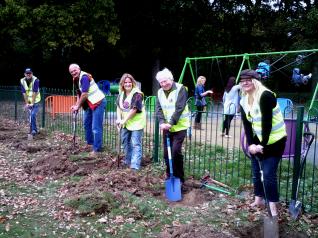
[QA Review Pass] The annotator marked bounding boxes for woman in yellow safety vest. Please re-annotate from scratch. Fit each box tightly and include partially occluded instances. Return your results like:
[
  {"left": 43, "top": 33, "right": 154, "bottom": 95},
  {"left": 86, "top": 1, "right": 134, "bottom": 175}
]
[
  {"left": 116, "top": 73, "right": 146, "bottom": 170},
  {"left": 239, "top": 69, "right": 287, "bottom": 217}
]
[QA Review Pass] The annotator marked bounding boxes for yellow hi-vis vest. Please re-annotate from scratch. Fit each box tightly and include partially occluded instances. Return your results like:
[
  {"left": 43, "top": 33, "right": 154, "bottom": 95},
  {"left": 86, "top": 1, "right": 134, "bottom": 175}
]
[
  {"left": 240, "top": 89, "right": 287, "bottom": 145},
  {"left": 78, "top": 71, "right": 105, "bottom": 104},
  {"left": 118, "top": 87, "right": 146, "bottom": 131},
  {"left": 157, "top": 83, "right": 190, "bottom": 132},
  {"left": 20, "top": 76, "right": 41, "bottom": 104}
]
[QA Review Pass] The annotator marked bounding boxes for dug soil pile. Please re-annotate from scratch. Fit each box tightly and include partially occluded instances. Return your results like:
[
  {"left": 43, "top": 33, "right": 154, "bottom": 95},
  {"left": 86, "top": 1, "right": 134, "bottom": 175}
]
[{"left": 1, "top": 118, "right": 315, "bottom": 237}]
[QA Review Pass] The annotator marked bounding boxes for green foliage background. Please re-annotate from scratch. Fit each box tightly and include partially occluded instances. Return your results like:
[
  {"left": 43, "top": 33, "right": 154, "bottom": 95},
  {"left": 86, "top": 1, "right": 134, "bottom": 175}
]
[{"left": 0, "top": 0, "right": 317, "bottom": 94}]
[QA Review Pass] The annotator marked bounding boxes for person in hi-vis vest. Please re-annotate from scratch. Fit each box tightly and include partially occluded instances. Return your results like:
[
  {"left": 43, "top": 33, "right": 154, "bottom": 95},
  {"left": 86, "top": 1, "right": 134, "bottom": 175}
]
[
  {"left": 239, "top": 69, "right": 287, "bottom": 217},
  {"left": 69, "top": 63, "right": 106, "bottom": 156},
  {"left": 155, "top": 68, "right": 190, "bottom": 188},
  {"left": 116, "top": 73, "right": 146, "bottom": 170},
  {"left": 20, "top": 68, "right": 41, "bottom": 136}
]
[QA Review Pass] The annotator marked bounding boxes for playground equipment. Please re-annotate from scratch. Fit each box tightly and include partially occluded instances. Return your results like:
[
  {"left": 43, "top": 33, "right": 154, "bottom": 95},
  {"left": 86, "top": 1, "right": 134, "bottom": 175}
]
[
  {"left": 45, "top": 95, "right": 77, "bottom": 119},
  {"left": 240, "top": 118, "right": 311, "bottom": 159},
  {"left": 292, "top": 68, "right": 312, "bottom": 86},
  {"left": 256, "top": 61, "right": 270, "bottom": 80},
  {"left": 307, "top": 80, "right": 318, "bottom": 121},
  {"left": 277, "top": 98, "right": 294, "bottom": 116},
  {"left": 97, "top": 80, "right": 120, "bottom": 95},
  {"left": 178, "top": 49, "right": 318, "bottom": 91}
]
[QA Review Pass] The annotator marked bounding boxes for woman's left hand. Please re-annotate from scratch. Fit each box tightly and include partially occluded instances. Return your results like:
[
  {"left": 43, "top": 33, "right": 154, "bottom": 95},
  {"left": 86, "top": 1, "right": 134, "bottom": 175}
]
[
  {"left": 206, "top": 90, "right": 213, "bottom": 95},
  {"left": 255, "top": 144, "right": 264, "bottom": 154},
  {"left": 248, "top": 144, "right": 264, "bottom": 155}
]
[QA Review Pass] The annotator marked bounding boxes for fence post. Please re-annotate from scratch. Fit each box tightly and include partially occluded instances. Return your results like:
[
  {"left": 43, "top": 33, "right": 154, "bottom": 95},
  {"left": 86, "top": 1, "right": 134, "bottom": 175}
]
[
  {"left": 291, "top": 106, "right": 304, "bottom": 201},
  {"left": 153, "top": 117, "right": 159, "bottom": 162},
  {"left": 41, "top": 87, "right": 46, "bottom": 128}
]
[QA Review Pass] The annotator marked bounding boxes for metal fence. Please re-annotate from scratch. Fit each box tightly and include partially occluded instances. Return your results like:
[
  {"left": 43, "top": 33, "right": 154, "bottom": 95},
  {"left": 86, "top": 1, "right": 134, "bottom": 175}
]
[{"left": 0, "top": 86, "right": 317, "bottom": 213}]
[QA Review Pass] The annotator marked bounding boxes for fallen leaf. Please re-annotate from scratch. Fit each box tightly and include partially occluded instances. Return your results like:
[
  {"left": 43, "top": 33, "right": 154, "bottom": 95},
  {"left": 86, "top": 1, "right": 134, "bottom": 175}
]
[
  {"left": 0, "top": 216, "right": 6, "bottom": 224},
  {"left": 5, "top": 223, "right": 10, "bottom": 232}
]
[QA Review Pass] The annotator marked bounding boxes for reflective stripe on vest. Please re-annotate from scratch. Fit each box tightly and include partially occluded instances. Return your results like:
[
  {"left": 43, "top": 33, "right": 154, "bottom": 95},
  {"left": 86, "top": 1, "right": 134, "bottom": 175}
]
[
  {"left": 78, "top": 71, "right": 105, "bottom": 104},
  {"left": 119, "top": 87, "right": 146, "bottom": 131},
  {"left": 240, "top": 90, "right": 286, "bottom": 145},
  {"left": 20, "top": 77, "right": 41, "bottom": 103},
  {"left": 158, "top": 83, "right": 190, "bottom": 132}
]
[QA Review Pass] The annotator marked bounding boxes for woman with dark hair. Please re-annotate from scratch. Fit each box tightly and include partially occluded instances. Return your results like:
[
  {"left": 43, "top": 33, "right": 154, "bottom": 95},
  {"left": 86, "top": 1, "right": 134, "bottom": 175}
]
[{"left": 222, "top": 76, "right": 241, "bottom": 138}]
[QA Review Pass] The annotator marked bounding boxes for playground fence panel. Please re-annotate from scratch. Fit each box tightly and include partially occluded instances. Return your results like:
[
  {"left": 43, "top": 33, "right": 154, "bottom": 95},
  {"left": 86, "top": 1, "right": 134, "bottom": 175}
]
[{"left": 0, "top": 86, "right": 317, "bottom": 213}]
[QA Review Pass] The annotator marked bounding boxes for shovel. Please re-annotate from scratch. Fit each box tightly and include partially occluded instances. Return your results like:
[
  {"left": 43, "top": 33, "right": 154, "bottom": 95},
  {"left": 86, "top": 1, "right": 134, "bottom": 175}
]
[
  {"left": 165, "top": 134, "right": 182, "bottom": 202},
  {"left": 289, "top": 132, "right": 315, "bottom": 219},
  {"left": 72, "top": 111, "right": 78, "bottom": 147},
  {"left": 27, "top": 106, "right": 33, "bottom": 141},
  {"left": 256, "top": 156, "right": 279, "bottom": 238}
]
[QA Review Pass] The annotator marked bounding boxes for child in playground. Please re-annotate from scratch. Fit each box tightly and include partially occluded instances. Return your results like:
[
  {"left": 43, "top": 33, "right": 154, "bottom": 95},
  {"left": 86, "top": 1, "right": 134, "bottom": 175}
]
[
  {"left": 292, "top": 68, "right": 312, "bottom": 86},
  {"left": 255, "top": 60, "right": 270, "bottom": 80},
  {"left": 194, "top": 76, "right": 213, "bottom": 130},
  {"left": 116, "top": 73, "right": 146, "bottom": 170},
  {"left": 239, "top": 69, "right": 287, "bottom": 217},
  {"left": 222, "top": 76, "right": 241, "bottom": 138}
]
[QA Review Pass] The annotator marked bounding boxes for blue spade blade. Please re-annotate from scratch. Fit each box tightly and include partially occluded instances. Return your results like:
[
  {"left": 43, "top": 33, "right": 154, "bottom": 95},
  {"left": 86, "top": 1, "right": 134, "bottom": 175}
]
[{"left": 165, "top": 176, "right": 182, "bottom": 202}]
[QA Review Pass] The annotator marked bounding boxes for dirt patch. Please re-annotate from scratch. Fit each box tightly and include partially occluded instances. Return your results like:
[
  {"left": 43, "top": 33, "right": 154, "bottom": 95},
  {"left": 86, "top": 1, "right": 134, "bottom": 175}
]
[
  {"left": 160, "top": 222, "right": 236, "bottom": 238},
  {"left": 0, "top": 117, "right": 315, "bottom": 237}
]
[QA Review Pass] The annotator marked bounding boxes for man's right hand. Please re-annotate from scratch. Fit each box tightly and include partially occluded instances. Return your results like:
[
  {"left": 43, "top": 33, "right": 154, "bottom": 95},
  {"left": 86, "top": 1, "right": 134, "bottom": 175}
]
[
  {"left": 24, "top": 104, "right": 33, "bottom": 110},
  {"left": 160, "top": 123, "right": 172, "bottom": 131},
  {"left": 71, "top": 105, "right": 79, "bottom": 113}
]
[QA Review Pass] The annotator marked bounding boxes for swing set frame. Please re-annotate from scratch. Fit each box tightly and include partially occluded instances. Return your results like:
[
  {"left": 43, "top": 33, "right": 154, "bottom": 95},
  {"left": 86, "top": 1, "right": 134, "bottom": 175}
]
[{"left": 178, "top": 49, "right": 318, "bottom": 113}]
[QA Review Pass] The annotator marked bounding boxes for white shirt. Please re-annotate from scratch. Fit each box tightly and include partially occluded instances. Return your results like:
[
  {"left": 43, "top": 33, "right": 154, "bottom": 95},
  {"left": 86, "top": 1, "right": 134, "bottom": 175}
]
[{"left": 223, "top": 85, "right": 241, "bottom": 115}]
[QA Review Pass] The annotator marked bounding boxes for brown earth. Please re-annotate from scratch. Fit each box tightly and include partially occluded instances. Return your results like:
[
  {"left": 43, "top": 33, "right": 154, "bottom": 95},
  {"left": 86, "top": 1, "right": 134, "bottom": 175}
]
[{"left": 0, "top": 118, "right": 315, "bottom": 237}]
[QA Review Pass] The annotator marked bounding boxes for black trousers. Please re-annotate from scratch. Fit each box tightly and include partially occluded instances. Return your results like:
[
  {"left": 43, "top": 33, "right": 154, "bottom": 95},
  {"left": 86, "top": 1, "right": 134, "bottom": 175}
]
[
  {"left": 222, "top": 114, "right": 235, "bottom": 135},
  {"left": 163, "top": 130, "right": 187, "bottom": 183},
  {"left": 195, "top": 105, "right": 204, "bottom": 123}
]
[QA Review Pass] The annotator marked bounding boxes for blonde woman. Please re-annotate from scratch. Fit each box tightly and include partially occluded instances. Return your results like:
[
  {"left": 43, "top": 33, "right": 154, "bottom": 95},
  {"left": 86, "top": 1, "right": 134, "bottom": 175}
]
[
  {"left": 239, "top": 69, "right": 287, "bottom": 217},
  {"left": 116, "top": 73, "right": 146, "bottom": 170},
  {"left": 194, "top": 76, "right": 213, "bottom": 129}
]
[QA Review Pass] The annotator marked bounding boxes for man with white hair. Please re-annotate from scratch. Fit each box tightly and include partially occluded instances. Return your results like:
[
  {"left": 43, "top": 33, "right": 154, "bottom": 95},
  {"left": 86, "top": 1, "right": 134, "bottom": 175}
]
[
  {"left": 156, "top": 68, "right": 190, "bottom": 188},
  {"left": 69, "top": 63, "right": 106, "bottom": 156}
]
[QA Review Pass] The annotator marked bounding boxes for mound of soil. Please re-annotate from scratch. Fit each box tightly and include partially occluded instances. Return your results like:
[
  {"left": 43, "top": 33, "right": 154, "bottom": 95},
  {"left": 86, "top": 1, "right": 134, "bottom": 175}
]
[{"left": 0, "top": 117, "right": 313, "bottom": 237}]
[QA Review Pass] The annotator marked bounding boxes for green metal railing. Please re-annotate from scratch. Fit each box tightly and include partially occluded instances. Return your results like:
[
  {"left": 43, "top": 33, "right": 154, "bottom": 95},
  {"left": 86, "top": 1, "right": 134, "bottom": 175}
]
[{"left": 0, "top": 86, "right": 317, "bottom": 213}]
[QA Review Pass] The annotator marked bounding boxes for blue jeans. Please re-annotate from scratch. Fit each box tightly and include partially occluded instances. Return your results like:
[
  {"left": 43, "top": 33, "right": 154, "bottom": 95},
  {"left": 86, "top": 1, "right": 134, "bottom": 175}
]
[
  {"left": 121, "top": 128, "right": 143, "bottom": 170},
  {"left": 29, "top": 103, "right": 40, "bottom": 134},
  {"left": 251, "top": 155, "right": 281, "bottom": 202},
  {"left": 83, "top": 98, "right": 106, "bottom": 152}
]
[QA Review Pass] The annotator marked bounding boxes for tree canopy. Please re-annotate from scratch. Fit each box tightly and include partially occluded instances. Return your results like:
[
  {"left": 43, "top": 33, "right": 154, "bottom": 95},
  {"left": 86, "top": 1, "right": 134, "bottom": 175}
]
[{"left": 0, "top": 0, "right": 317, "bottom": 94}]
